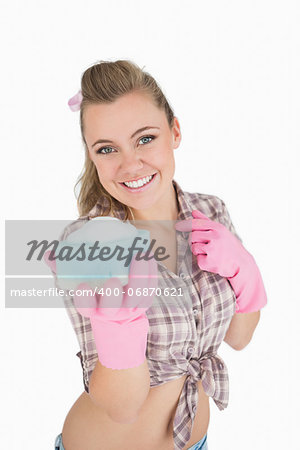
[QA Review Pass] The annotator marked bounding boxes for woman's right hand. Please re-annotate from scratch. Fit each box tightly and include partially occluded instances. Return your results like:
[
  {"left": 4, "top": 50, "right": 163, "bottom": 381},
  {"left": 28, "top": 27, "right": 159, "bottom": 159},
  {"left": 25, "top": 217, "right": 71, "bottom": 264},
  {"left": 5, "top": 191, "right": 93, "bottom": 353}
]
[
  {"left": 44, "top": 250, "right": 158, "bottom": 370},
  {"left": 74, "top": 254, "right": 158, "bottom": 370}
]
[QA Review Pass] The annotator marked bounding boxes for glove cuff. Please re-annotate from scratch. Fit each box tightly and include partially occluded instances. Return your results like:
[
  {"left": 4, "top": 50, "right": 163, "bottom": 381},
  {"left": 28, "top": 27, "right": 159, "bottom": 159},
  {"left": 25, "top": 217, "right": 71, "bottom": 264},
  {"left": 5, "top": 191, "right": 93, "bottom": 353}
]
[
  {"left": 90, "top": 314, "right": 149, "bottom": 370},
  {"left": 228, "top": 255, "right": 268, "bottom": 313}
]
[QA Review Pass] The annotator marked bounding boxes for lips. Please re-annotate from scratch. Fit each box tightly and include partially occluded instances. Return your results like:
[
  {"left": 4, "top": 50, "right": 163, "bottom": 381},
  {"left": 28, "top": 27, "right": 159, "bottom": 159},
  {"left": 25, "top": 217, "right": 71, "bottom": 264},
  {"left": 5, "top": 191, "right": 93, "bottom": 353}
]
[
  {"left": 119, "top": 172, "right": 158, "bottom": 192},
  {"left": 120, "top": 173, "right": 156, "bottom": 184}
]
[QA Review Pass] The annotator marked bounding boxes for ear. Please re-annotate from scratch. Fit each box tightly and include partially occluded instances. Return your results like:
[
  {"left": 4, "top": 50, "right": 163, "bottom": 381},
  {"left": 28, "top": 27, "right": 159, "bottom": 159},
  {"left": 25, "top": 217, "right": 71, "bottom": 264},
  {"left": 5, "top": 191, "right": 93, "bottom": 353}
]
[{"left": 172, "top": 116, "right": 181, "bottom": 150}]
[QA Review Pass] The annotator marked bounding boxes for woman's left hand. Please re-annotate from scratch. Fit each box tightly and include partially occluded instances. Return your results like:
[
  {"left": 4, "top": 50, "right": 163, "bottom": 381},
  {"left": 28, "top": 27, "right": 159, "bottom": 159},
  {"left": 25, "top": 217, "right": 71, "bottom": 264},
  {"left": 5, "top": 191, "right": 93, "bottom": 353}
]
[
  {"left": 175, "top": 209, "right": 268, "bottom": 313},
  {"left": 175, "top": 209, "right": 249, "bottom": 278}
]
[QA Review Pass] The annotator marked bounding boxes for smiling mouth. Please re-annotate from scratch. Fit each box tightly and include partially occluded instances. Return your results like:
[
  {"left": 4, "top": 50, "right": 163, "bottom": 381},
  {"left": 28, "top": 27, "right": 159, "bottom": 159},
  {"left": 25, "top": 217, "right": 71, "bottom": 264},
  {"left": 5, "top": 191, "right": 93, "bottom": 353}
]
[{"left": 120, "top": 173, "right": 156, "bottom": 188}]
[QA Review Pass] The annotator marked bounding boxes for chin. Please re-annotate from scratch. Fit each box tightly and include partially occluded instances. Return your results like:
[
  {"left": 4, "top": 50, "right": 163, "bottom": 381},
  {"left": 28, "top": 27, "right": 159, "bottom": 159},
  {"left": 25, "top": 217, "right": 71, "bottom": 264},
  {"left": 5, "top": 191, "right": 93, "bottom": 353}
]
[{"left": 127, "top": 200, "right": 156, "bottom": 211}]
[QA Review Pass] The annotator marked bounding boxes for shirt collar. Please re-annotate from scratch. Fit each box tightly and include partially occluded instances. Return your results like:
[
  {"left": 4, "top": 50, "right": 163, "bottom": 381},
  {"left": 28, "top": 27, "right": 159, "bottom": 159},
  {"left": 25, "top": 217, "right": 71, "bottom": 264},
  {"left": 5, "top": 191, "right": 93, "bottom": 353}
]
[{"left": 172, "top": 179, "right": 193, "bottom": 221}]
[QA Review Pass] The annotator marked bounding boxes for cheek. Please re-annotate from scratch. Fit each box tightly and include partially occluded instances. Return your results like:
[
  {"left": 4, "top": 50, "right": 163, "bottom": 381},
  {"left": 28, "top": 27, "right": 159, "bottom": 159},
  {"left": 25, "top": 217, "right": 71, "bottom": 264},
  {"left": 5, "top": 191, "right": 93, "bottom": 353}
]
[
  {"left": 94, "top": 159, "right": 117, "bottom": 181},
  {"left": 158, "top": 148, "right": 175, "bottom": 170},
  {"left": 148, "top": 145, "right": 173, "bottom": 167}
]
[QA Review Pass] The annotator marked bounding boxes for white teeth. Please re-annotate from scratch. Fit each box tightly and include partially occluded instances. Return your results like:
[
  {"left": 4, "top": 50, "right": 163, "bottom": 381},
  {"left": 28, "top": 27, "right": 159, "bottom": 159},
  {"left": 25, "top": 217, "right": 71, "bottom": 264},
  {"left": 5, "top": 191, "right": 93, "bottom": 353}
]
[{"left": 124, "top": 174, "right": 154, "bottom": 188}]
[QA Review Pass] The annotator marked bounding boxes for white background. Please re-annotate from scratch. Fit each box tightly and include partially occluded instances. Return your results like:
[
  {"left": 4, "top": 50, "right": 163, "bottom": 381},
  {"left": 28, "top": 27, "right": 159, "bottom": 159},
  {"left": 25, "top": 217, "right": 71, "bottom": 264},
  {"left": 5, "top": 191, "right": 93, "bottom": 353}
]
[{"left": 1, "top": 0, "right": 299, "bottom": 449}]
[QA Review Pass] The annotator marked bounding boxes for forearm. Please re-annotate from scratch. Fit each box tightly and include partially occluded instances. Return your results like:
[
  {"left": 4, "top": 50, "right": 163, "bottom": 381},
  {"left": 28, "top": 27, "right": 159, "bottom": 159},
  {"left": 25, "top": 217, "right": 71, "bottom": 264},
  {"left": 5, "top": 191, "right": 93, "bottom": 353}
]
[
  {"left": 89, "top": 357, "right": 150, "bottom": 424},
  {"left": 224, "top": 310, "right": 261, "bottom": 350}
]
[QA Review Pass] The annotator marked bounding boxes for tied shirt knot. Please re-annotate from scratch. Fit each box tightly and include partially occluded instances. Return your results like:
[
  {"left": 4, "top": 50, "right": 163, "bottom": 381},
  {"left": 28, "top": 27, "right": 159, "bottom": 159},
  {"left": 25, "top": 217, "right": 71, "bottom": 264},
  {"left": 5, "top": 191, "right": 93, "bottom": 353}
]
[{"left": 187, "top": 352, "right": 227, "bottom": 400}]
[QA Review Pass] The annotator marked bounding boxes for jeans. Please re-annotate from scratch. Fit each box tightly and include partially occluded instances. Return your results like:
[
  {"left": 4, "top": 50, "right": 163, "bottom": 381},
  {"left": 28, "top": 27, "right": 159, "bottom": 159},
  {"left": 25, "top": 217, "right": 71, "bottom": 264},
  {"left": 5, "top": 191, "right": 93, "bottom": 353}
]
[
  {"left": 54, "top": 432, "right": 208, "bottom": 449},
  {"left": 54, "top": 433, "right": 65, "bottom": 450}
]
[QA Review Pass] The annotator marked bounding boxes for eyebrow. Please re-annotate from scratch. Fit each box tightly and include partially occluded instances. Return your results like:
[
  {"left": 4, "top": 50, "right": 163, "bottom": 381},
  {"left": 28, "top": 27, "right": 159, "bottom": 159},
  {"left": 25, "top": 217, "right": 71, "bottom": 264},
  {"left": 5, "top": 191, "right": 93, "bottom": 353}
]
[{"left": 91, "top": 126, "right": 160, "bottom": 148}]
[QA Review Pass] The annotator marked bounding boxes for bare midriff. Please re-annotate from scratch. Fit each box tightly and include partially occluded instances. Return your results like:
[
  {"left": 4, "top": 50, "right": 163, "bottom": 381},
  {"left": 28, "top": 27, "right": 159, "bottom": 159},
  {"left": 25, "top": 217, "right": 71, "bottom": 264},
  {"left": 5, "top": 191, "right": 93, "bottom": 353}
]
[{"left": 61, "top": 374, "right": 210, "bottom": 450}]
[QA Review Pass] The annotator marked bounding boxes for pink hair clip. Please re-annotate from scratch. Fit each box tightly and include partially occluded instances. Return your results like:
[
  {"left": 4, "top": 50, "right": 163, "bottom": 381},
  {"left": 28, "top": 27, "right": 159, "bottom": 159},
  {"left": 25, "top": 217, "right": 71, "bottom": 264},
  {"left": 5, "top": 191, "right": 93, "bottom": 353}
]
[{"left": 68, "top": 89, "right": 83, "bottom": 111}]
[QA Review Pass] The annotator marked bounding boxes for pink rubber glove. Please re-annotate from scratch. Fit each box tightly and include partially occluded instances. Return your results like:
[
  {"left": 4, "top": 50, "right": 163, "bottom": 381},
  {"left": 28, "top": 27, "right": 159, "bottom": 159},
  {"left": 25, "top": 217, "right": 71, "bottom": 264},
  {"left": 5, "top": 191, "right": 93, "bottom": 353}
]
[
  {"left": 175, "top": 209, "right": 267, "bottom": 313},
  {"left": 44, "top": 251, "right": 158, "bottom": 369}
]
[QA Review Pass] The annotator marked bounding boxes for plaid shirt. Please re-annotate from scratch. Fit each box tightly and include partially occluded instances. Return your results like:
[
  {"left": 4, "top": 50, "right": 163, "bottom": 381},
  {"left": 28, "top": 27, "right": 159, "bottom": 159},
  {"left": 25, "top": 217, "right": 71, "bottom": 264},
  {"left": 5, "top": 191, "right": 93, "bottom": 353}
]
[{"left": 54, "top": 179, "right": 243, "bottom": 450}]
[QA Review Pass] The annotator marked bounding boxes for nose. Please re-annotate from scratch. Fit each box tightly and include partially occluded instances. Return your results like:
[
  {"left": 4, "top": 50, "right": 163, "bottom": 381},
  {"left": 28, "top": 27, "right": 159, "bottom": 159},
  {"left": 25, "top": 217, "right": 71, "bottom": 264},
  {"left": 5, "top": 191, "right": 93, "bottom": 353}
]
[{"left": 120, "top": 150, "right": 144, "bottom": 174}]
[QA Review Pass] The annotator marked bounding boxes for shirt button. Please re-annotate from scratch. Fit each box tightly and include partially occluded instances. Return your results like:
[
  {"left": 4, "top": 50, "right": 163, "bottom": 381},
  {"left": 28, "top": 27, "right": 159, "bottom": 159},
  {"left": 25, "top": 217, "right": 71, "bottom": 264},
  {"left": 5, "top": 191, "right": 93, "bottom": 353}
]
[
  {"left": 193, "top": 309, "right": 198, "bottom": 316},
  {"left": 180, "top": 273, "right": 186, "bottom": 280},
  {"left": 187, "top": 346, "right": 194, "bottom": 354},
  {"left": 192, "top": 405, "right": 197, "bottom": 414},
  {"left": 218, "top": 362, "right": 224, "bottom": 369}
]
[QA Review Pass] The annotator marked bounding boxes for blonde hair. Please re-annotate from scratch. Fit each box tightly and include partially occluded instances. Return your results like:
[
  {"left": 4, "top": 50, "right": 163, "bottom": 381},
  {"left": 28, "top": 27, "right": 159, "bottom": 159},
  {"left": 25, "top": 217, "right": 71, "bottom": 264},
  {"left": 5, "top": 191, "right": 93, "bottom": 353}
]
[{"left": 74, "top": 59, "right": 175, "bottom": 219}]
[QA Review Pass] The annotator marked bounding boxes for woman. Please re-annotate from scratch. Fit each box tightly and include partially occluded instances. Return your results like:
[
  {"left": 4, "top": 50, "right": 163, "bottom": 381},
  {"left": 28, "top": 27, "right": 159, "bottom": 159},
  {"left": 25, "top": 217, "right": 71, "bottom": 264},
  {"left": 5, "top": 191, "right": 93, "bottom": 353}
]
[{"left": 52, "top": 60, "right": 267, "bottom": 450}]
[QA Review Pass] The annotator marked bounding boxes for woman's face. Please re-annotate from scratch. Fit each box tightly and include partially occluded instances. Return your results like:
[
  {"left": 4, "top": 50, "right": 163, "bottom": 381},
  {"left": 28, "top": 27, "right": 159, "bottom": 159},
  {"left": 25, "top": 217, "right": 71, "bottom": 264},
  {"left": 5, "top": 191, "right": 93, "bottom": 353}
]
[{"left": 83, "top": 91, "right": 181, "bottom": 212}]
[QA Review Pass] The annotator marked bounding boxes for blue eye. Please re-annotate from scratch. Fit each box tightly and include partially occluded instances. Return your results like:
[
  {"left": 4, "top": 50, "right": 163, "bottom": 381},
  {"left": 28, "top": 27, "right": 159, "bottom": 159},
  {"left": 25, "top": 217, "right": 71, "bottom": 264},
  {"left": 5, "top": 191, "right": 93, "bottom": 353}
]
[
  {"left": 96, "top": 135, "right": 156, "bottom": 155},
  {"left": 97, "top": 147, "right": 115, "bottom": 155},
  {"left": 139, "top": 135, "right": 155, "bottom": 145}
]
